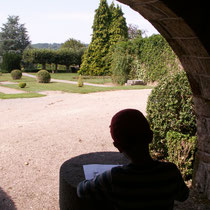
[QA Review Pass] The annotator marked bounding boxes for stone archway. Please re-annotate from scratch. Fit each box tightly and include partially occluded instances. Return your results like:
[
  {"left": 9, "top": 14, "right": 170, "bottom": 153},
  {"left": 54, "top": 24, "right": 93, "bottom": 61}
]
[{"left": 117, "top": 0, "right": 210, "bottom": 199}]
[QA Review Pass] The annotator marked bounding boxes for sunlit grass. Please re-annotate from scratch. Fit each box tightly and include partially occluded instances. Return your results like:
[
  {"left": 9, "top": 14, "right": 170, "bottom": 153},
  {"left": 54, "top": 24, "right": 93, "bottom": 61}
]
[{"left": 0, "top": 73, "right": 152, "bottom": 98}]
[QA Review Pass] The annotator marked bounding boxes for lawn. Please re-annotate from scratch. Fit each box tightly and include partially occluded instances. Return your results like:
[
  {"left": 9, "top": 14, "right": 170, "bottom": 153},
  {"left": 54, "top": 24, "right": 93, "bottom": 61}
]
[
  {"left": 0, "top": 73, "right": 152, "bottom": 99},
  {"left": 31, "top": 72, "right": 112, "bottom": 84}
]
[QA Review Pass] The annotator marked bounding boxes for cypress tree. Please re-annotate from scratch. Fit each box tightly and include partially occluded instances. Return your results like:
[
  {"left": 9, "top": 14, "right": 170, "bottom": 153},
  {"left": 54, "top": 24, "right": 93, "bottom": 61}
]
[
  {"left": 79, "top": 0, "right": 128, "bottom": 76},
  {"left": 79, "top": 0, "right": 111, "bottom": 75},
  {"left": 109, "top": 4, "right": 128, "bottom": 46},
  {"left": 105, "top": 3, "right": 128, "bottom": 71}
]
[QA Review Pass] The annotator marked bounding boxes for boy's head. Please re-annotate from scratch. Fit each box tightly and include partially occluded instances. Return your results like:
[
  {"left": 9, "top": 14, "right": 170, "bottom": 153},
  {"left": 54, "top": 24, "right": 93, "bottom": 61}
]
[{"left": 110, "top": 109, "right": 153, "bottom": 152}]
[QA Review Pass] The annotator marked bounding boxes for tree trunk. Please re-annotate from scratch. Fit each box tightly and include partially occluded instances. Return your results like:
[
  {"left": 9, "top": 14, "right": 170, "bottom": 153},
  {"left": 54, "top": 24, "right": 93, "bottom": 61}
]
[
  {"left": 55, "top": 64, "right": 58, "bottom": 73},
  {"left": 42, "top": 63, "right": 46, "bottom": 70},
  {"left": 66, "top": 65, "right": 70, "bottom": 73}
]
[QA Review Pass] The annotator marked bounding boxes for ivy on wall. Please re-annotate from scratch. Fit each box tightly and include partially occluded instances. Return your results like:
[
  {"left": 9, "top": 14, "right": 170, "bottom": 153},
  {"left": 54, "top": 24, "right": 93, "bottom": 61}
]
[{"left": 131, "top": 34, "right": 183, "bottom": 83}]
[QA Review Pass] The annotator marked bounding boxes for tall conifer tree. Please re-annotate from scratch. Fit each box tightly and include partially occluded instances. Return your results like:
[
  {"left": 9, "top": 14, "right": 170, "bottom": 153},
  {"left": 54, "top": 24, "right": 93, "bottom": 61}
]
[
  {"left": 109, "top": 4, "right": 128, "bottom": 46},
  {"left": 80, "top": 0, "right": 111, "bottom": 75},
  {"left": 79, "top": 0, "right": 128, "bottom": 76}
]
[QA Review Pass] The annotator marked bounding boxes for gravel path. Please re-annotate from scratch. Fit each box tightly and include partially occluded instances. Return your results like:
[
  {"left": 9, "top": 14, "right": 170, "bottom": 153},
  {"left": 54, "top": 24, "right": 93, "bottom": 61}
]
[
  {"left": 0, "top": 89, "right": 151, "bottom": 210},
  {"left": 1, "top": 89, "right": 209, "bottom": 210}
]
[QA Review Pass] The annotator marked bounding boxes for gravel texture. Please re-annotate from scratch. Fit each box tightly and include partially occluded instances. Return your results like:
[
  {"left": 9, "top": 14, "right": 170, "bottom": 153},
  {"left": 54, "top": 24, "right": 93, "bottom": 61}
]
[{"left": 0, "top": 89, "right": 151, "bottom": 210}]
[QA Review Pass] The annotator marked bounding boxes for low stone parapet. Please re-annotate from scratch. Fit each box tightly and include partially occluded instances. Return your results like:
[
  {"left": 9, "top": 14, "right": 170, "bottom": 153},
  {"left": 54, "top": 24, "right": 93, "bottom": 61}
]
[{"left": 126, "top": 80, "right": 145, "bottom": 86}]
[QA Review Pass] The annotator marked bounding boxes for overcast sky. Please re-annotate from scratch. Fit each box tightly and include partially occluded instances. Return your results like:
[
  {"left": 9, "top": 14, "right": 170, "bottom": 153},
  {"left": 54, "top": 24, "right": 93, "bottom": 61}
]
[{"left": 0, "top": 0, "right": 159, "bottom": 44}]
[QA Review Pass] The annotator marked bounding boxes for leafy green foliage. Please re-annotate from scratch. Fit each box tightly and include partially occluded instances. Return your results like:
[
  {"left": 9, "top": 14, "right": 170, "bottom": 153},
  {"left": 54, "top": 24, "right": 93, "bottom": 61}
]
[
  {"left": 109, "top": 3, "right": 128, "bottom": 46},
  {"left": 36, "top": 70, "right": 51, "bottom": 83},
  {"left": 22, "top": 48, "right": 83, "bottom": 72},
  {"left": 11, "top": 69, "right": 22, "bottom": 80},
  {"left": 19, "top": 82, "right": 26, "bottom": 88},
  {"left": 135, "top": 35, "right": 182, "bottom": 82},
  {"left": 1, "top": 52, "right": 22, "bottom": 72},
  {"left": 111, "top": 41, "right": 133, "bottom": 84},
  {"left": 111, "top": 34, "right": 183, "bottom": 85},
  {"left": 79, "top": 0, "right": 128, "bottom": 76},
  {"left": 146, "top": 71, "right": 196, "bottom": 155},
  {"left": 61, "top": 38, "right": 86, "bottom": 51},
  {"left": 166, "top": 131, "right": 197, "bottom": 180},
  {"left": 0, "top": 15, "right": 30, "bottom": 55}
]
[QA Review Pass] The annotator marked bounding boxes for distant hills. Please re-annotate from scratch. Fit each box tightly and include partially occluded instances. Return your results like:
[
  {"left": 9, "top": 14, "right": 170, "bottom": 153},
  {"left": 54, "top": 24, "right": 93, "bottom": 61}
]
[
  {"left": 31, "top": 43, "right": 88, "bottom": 50},
  {"left": 31, "top": 43, "right": 62, "bottom": 50}
]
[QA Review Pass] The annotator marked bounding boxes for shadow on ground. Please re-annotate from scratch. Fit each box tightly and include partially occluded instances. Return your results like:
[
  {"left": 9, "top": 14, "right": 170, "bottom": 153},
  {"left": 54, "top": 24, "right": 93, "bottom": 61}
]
[{"left": 0, "top": 187, "right": 17, "bottom": 210}]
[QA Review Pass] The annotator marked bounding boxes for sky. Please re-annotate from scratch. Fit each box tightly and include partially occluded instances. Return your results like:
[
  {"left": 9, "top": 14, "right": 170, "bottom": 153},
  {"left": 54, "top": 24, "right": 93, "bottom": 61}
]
[{"left": 0, "top": 0, "right": 159, "bottom": 44}]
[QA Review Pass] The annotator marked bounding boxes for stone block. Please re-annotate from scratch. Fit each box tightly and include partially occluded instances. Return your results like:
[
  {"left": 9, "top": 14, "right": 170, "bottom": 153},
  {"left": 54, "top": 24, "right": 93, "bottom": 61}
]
[
  {"left": 194, "top": 160, "right": 208, "bottom": 194},
  {"left": 186, "top": 73, "right": 202, "bottom": 96},
  {"left": 126, "top": 80, "right": 145, "bottom": 86},
  {"left": 175, "top": 38, "right": 208, "bottom": 57},
  {"left": 200, "top": 75, "right": 210, "bottom": 100},
  {"left": 159, "top": 18, "right": 195, "bottom": 38},
  {"left": 193, "top": 97, "right": 210, "bottom": 117},
  {"left": 198, "top": 58, "right": 210, "bottom": 74}
]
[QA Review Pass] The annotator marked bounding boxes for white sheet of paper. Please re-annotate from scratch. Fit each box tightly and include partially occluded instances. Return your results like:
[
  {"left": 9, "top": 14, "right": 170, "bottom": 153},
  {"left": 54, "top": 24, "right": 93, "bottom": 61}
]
[{"left": 83, "top": 164, "right": 120, "bottom": 180}]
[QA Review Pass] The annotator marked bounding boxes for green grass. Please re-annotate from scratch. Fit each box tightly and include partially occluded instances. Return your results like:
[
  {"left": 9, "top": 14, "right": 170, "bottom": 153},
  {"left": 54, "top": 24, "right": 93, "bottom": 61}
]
[
  {"left": 0, "top": 73, "right": 152, "bottom": 98},
  {"left": 0, "top": 92, "right": 45, "bottom": 99},
  {"left": 30, "top": 72, "right": 112, "bottom": 84}
]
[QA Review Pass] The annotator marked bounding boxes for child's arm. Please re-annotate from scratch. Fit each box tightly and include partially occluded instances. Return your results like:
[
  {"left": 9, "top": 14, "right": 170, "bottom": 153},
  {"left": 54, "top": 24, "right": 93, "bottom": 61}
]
[{"left": 77, "top": 169, "right": 112, "bottom": 200}]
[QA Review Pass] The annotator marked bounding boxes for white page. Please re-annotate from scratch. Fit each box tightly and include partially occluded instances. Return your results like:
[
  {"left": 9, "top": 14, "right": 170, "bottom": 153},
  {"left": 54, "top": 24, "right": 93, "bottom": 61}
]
[{"left": 83, "top": 164, "right": 120, "bottom": 180}]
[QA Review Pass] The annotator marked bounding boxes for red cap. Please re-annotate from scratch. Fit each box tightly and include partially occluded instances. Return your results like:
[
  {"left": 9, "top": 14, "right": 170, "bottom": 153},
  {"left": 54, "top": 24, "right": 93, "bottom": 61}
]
[{"left": 110, "top": 109, "right": 153, "bottom": 146}]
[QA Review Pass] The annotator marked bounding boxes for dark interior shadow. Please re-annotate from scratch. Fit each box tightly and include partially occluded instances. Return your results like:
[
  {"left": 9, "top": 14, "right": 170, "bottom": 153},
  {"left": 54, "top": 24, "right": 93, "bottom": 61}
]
[
  {"left": 0, "top": 187, "right": 17, "bottom": 210},
  {"left": 59, "top": 151, "right": 129, "bottom": 210}
]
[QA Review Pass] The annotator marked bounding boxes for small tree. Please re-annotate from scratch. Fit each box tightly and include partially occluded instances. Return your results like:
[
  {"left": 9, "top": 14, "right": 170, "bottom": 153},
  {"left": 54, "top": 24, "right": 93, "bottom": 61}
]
[{"left": 0, "top": 15, "right": 30, "bottom": 55}]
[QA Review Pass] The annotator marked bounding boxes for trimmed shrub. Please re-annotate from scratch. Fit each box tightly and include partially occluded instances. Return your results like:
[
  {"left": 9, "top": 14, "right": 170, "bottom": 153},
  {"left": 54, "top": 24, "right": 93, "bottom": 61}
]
[
  {"left": 11, "top": 69, "right": 22, "bottom": 80},
  {"left": 37, "top": 70, "right": 51, "bottom": 83},
  {"left": 77, "top": 75, "right": 83, "bottom": 87},
  {"left": 146, "top": 71, "right": 196, "bottom": 156},
  {"left": 1, "top": 52, "right": 22, "bottom": 73},
  {"left": 19, "top": 82, "right": 26, "bottom": 88},
  {"left": 166, "top": 131, "right": 197, "bottom": 180}
]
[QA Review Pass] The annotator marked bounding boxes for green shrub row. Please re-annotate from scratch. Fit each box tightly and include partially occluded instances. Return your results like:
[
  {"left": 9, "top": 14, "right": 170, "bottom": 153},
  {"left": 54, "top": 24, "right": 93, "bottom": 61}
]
[
  {"left": 146, "top": 71, "right": 197, "bottom": 179},
  {"left": 111, "top": 34, "right": 183, "bottom": 85}
]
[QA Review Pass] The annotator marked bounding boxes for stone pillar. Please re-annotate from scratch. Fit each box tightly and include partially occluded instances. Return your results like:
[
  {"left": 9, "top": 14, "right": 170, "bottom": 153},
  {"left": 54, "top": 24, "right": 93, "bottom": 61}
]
[{"left": 193, "top": 95, "right": 210, "bottom": 200}]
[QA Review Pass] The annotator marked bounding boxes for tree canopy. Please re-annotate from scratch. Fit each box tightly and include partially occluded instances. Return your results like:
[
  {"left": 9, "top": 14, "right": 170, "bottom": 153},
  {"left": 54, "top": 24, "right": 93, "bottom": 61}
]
[
  {"left": 61, "top": 38, "right": 86, "bottom": 51},
  {"left": 0, "top": 15, "right": 30, "bottom": 55}
]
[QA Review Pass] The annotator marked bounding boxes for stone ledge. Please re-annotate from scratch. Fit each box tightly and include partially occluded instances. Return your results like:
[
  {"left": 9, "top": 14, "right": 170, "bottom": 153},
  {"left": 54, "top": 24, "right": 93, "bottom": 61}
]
[{"left": 126, "top": 80, "right": 145, "bottom": 86}]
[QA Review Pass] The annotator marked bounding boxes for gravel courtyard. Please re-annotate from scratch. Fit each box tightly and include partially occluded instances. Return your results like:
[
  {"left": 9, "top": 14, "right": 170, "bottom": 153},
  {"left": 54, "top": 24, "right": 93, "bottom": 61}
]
[{"left": 0, "top": 89, "right": 151, "bottom": 210}]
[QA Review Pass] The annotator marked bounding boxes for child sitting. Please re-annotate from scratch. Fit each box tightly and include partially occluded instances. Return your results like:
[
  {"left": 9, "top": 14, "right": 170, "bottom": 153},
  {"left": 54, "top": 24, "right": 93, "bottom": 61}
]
[{"left": 77, "top": 109, "right": 189, "bottom": 210}]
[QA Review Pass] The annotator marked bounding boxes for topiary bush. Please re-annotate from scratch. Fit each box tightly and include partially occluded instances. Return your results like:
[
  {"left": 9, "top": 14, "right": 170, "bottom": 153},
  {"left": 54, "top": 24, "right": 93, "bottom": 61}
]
[
  {"left": 77, "top": 75, "right": 83, "bottom": 87},
  {"left": 11, "top": 69, "right": 22, "bottom": 80},
  {"left": 166, "top": 131, "right": 196, "bottom": 180},
  {"left": 36, "top": 70, "right": 51, "bottom": 83},
  {"left": 19, "top": 82, "right": 26, "bottom": 88},
  {"left": 146, "top": 71, "right": 197, "bottom": 156}
]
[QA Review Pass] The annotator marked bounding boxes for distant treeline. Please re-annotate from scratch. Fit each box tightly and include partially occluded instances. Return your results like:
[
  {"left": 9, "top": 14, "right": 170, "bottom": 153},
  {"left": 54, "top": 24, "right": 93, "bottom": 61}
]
[
  {"left": 31, "top": 43, "right": 63, "bottom": 50},
  {"left": 31, "top": 43, "right": 88, "bottom": 50}
]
